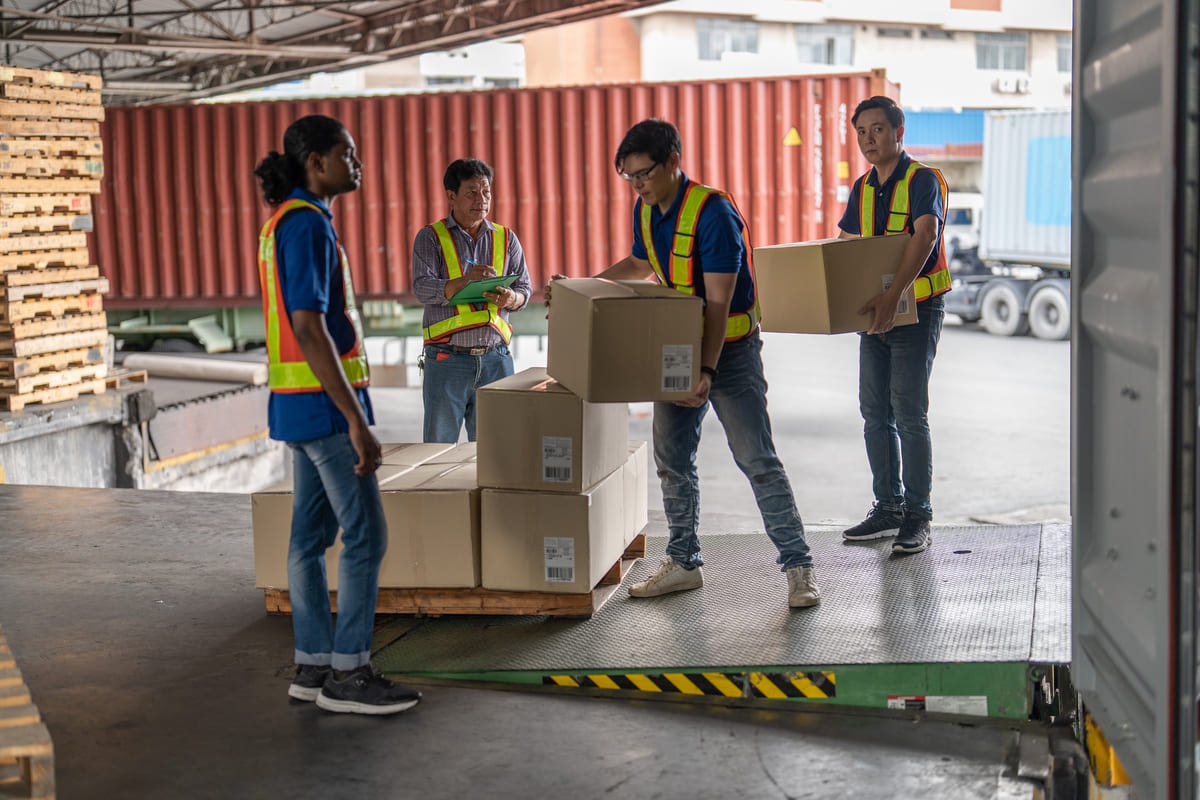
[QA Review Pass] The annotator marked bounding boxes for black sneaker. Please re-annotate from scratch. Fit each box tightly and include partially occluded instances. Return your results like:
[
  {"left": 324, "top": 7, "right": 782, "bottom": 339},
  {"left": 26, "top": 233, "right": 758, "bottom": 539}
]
[
  {"left": 315, "top": 665, "right": 422, "bottom": 715},
  {"left": 843, "top": 504, "right": 905, "bottom": 541},
  {"left": 288, "top": 664, "right": 331, "bottom": 702},
  {"left": 892, "top": 516, "right": 932, "bottom": 554}
]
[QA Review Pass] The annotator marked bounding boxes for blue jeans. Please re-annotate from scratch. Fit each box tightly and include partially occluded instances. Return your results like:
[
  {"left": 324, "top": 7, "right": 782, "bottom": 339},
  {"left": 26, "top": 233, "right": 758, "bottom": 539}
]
[
  {"left": 287, "top": 433, "right": 387, "bottom": 671},
  {"left": 858, "top": 300, "right": 945, "bottom": 520},
  {"left": 653, "top": 331, "right": 812, "bottom": 571},
  {"left": 422, "top": 344, "right": 514, "bottom": 443}
]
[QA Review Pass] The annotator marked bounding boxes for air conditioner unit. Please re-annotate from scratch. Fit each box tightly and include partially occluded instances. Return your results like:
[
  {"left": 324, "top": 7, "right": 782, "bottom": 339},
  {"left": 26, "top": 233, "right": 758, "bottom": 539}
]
[
  {"left": 1015, "top": 77, "right": 1031, "bottom": 93},
  {"left": 993, "top": 76, "right": 1017, "bottom": 93}
]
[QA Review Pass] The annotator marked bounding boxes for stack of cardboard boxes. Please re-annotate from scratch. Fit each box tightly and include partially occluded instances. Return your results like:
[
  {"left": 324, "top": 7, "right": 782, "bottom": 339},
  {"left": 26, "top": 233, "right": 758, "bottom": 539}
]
[
  {"left": 0, "top": 66, "right": 109, "bottom": 412},
  {"left": 250, "top": 278, "right": 705, "bottom": 610}
]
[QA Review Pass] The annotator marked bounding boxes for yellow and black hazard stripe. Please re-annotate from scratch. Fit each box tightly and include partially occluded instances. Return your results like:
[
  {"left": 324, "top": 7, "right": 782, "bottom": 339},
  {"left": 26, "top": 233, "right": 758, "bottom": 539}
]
[{"left": 543, "top": 671, "right": 835, "bottom": 699}]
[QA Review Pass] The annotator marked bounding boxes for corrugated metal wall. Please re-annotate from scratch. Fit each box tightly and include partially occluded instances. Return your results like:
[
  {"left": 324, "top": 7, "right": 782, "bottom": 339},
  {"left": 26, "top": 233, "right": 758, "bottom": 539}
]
[{"left": 91, "top": 70, "right": 895, "bottom": 309}]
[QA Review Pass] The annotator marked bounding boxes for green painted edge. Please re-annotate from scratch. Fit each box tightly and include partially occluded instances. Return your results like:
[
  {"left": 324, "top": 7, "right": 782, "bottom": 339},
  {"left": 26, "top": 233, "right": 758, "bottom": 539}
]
[{"left": 385, "top": 661, "right": 1033, "bottom": 720}]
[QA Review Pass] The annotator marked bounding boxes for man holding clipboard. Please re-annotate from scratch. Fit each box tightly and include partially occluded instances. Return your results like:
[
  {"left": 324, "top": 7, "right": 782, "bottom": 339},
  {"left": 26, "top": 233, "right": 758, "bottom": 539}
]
[{"left": 411, "top": 158, "right": 532, "bottom": 443}]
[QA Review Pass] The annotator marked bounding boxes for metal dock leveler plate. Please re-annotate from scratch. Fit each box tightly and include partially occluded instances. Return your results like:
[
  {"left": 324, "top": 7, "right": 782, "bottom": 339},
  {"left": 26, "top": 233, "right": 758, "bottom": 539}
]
[{"left": 374, "top": 526, "right": 1070, "bottom": 721}]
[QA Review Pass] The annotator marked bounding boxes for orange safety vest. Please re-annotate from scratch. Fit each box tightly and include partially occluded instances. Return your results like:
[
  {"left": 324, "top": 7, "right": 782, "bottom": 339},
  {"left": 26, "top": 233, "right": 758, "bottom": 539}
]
[
  {"left": 856, "top": 160, "right": 953, "bottom": 301},
  {"left": 639, "top": 182, "right": 761, "bottom": 341},
  {"left": 421, "top": 220, "right": 514, "bottom": 344},
  {"left": 257, "top": 198, "right": 369, "bottom": 393}
]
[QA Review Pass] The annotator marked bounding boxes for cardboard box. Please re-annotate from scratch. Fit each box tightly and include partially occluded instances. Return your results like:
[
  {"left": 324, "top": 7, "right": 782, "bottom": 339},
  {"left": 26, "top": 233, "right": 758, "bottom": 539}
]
[
  {"left": 623, "top": 440, "right": 649, "bottom": 545},
  {"left": 382, "top": 442, "right": 455, "bottom": 467},
  {"left": 251, "top": 443, "right": 480, "bottom": 590},
  {"left": 547, "top": 278, "right": 703, "bottom": 402},
  {"left": 752, "top": 235, "right": 918, "bottom": 334},
  {"left": 476, "top": 367, "right": 629, "bottom": 493},
  {"left": 481, "top": 442, "right": 647, "bottom": 593}
]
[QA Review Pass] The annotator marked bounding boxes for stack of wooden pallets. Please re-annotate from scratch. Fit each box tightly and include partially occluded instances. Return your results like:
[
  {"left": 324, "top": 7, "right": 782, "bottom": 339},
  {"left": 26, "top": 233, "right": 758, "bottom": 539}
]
[
  {"left": 0, "top": 625, "right": 54, "bottom": 800},
  {"left": 0, "top": 65, "right": 108, "bottom": 413}
]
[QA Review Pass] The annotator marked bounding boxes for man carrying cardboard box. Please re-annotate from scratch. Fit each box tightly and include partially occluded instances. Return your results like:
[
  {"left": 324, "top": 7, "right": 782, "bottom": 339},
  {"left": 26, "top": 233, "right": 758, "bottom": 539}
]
[
  {"left": 549, "top": 119, "right": 820, "bottom": 609},
  {"left": 837, "top": 96, "right": 952, "bottom": 555},
  {"left": 412, "top": 158, "right": 533, "bottom": 443},
  {"left": 254, "top": 115, "right": 421, "bottom": 715}
]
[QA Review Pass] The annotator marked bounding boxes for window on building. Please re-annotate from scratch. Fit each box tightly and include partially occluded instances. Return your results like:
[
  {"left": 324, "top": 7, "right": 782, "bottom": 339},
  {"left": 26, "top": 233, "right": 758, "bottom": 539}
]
[
  {"left": 697, "top": 17, "right": 759, "bottom": 61},
  {"left": 976, "top": 31, "right": 1028, "bottom": 70},
  {"left": 1057, "top": 33, "right": 1072, "bottom": 72},
  {"left": 795, "top": 23, "right": 853, "bottom": 65},
  {"left": 426, "top": 76, "right": 469, "bottom": 87}
]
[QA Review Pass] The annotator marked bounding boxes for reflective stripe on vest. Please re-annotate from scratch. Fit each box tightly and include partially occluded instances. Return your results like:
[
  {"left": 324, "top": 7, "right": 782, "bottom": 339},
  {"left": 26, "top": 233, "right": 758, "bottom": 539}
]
[
  {"left": 639, "top": 183, "right": 761, "bottom": 341},
  {"left": 421, "top": 220, "right": 514, "bottom": 344},
  {"left": 257, "top": 198, "right": 369, "bottom": 394},
  {"left": 858, "top": 160, "right": 952, "bottom": 301}
]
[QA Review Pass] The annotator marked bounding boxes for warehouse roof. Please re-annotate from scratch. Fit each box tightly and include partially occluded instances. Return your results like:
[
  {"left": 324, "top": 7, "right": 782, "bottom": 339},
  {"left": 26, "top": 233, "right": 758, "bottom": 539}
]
[{"left": 0, "top": 0, "right": 662, "bottom": 106}]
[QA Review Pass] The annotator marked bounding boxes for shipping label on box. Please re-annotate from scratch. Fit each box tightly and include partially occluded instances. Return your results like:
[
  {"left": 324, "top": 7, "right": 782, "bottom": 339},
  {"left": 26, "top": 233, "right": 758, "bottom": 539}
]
[
  {"left": 476, "top": 366, "right": 627, "bottom": 493},
  {"left": 752, "top": 234, "right": 918, "bottom": 334},
  {"left": 547, "top": 278, "right": 703, "bottom": 402}
]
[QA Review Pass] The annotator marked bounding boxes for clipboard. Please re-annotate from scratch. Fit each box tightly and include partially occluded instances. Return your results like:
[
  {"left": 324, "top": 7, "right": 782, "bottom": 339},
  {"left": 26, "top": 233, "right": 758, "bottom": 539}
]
[{"left": 448, "top": 273, "right": 519, "bottom": 305}]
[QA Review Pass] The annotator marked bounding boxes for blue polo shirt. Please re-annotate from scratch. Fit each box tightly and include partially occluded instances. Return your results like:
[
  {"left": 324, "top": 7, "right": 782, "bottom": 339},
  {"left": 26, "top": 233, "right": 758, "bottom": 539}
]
[
  {"left": 631, "top": 174, "right": 757, "bottom": 315},
  {"left": 266, "top": 188, "right": 374, "bottom": 443},
  {"left": 838, "top": 151, "right": 945, "bottom": 278}
]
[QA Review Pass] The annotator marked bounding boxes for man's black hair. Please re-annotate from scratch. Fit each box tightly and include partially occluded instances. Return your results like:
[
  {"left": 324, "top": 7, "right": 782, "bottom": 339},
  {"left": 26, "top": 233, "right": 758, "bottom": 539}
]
[
  {"left": 614, "top": 119, "right": 681, "bottom": 171},
  {"left": 851, "top": 96, "right": 905, "bottom": 130},
  {"left": 444, "top": 158, "right": 494, "bottom": 192}
]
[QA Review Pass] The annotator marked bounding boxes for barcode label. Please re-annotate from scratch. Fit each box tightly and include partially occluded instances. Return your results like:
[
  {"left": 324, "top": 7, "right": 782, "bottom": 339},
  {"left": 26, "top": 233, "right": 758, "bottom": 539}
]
[
  {"left": 882, "top": 273, "right": 910, "bottom": 316},
  {"left": 541, "top": 436, "right": 573, "bottom": 483},
  {"left": 544, "top": 537, "right": 575, "bottom": 583},
  {"left": 661, "top": 344, "right": 694, "bottom": 392}
]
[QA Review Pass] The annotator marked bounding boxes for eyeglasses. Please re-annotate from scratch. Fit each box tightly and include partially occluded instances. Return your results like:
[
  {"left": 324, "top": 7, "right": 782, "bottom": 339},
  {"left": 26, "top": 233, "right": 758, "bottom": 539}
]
[{"left": 617, "top": 161, "right": 662, "bottom": 183}]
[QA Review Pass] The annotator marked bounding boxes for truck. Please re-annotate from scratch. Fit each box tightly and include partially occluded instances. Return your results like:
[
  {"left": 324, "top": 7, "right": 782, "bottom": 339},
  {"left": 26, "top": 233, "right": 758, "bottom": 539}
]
[{"left": 944, "top": 109, "right": 1072, "bottom": 340}]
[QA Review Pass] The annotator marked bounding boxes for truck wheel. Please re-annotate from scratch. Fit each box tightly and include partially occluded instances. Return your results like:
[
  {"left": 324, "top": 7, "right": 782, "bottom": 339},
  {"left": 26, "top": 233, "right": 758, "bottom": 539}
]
[
  {"left": 1028, "top": 286, "right": 1070, "bottom": 340},
  {"left": 980, "top": 284, "right": 1029, "bottom": 336}
]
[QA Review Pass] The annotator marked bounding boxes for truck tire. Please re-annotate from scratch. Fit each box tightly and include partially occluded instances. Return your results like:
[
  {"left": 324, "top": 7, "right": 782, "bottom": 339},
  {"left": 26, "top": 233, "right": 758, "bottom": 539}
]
[
  {"left": 1028, "top": 286, "right": 1070, "bottom": 340},
  {"left": 980, "top": 283, "right": 1029, "bottom": 336}
]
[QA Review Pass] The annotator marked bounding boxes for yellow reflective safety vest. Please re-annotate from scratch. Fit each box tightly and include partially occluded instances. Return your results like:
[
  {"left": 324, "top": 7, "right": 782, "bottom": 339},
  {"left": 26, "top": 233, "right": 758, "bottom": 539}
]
[
  {"left": 421, "top": 220, "right": 515, "bottom": 344},
  {"left": 856, "top": 160, "right": 952, "bottom": 301},
  {"left": 639, "top": 182, "right": 761, "bottom": 341},
  {"left": 257, "top": 198, "right": 369, "bottom": 393}
]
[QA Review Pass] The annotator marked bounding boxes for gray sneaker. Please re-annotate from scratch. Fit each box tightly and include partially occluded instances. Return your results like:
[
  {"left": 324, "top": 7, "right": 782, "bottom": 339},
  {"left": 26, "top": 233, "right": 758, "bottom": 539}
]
[
  {"left": 892, "top": 517, "right": 932, "bottom": 554},
  {"left": 288, "top": 664, "right": 331, "bottom": 702},
  {"left": 786, "top": 566, "right": 821, "bottom": 608},
  {"left": 316, "top": 665, "right": 422, "bottom": 715},
  {"left": 843, "top": 504, "right": 904, "bottom": 541},
  {"left": 629, "top": 558, "right": 703, "bottom": 598}
]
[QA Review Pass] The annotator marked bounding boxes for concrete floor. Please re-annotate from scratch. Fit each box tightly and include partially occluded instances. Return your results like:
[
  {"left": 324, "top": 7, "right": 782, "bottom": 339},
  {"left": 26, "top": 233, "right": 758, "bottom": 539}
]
[{"left": 0, "top": 483, "right": 1059, "bottom": 800}]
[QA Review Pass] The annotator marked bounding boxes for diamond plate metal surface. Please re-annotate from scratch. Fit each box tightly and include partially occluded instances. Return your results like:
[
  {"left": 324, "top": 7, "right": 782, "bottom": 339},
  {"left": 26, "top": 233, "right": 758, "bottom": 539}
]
[
  {"left": 375, "top": 524, "right": 1064, "bottom": 674},
  {"left": 1030, "top": 522, "right": 1071, "bottom": 663}
]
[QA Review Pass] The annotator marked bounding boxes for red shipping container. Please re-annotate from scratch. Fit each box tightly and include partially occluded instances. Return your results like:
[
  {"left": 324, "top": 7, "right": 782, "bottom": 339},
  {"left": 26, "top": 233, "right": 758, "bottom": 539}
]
[{"left": 90, "top": 69, "right": 896, "bottom": 309}]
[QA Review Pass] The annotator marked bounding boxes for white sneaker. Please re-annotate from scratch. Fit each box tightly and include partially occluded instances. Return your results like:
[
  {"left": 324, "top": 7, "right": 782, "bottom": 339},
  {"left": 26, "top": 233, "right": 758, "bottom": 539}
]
[
  {"left": 629, "top": 558, "right": 703, "bottom": 598},
  {"left": 786, "top": 566, "right": 821, "bottom": 608}
]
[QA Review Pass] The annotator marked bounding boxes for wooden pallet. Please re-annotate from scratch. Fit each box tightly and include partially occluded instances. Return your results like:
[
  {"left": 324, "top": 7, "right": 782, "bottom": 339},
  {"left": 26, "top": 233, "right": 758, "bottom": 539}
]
[
  {"left": 0, "top": 292, "right": 104, "bottom": 324},
  {"left": 0, "top": 233, "right": 89, "bottom": 256},
  {"left": 0, "top": 156, "right": 103, "bottom": 179},
  {"left": 0, "top": 100, "right": 104, "bottom": 123},
  {"left": 0, "top": 83, "right": 101, "bottom": 107},
  {"left": 0, "top": 139, "right": 102, "bottom": 158},
  {"left": 0, "top": 120, "right": 100, "bottom": 138},
  {"left": 264, "top": 534, "right": 648, "bottom": 619},
  {"left": 0, "top": 266, "right": 100, "bottom": 289},
  {"left": 2, "top": 276, "right": 107, "bottom": 302},
  {"left": 0, "top": 628, "right": 55, "bottom": 800},
  {"left": 0, "top": 362, "right": 106, "bottom": 395},
  {"left": 104, "top": 368, "right": 147, "bottom": 389},
  {"left": 0, "top": 375, "right": 106, "bottom": 412},
  {"left": 1, "top": 312, "right": 107, "bottom": 341},
  {"left": 0, "top": 327, "right": 109, "bottom": 358},
  {"left": 0, "top": 249, "right": 91, "bottom": 273},
  {"left": 0, "top": 177, "right": 100, "bottom": 195},
  {"left": 0, "top": 214, "right": 92, "bottom": 236},
  {"left": 0, "top": 65, "right": 102, "bottom": 92},
  {"left": 0, "top": 195, "right": 91, "bottom": 217},
  {"left": 0, "top": 345, "right": 105, "bottom": 379}
]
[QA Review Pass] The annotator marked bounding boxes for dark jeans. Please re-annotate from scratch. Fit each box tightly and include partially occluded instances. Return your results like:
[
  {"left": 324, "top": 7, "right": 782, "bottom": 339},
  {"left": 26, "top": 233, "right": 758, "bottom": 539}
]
[
  {"left": 421, "top": 343, "right": 514, "bottom": 443},
  {"left": 653, "top": 331, "right": 812, "bottom": 570},
  {"left": 858, "top": 300, "right": 944, "bottom": 520}
]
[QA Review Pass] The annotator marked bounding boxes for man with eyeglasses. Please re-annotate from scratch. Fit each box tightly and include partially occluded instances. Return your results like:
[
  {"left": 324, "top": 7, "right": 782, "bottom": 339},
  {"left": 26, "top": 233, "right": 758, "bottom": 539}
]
[
  {"left": 411, "top": 158, "right": 532, "bottom": 443},
  {"left": 550, "top": 118, "right": 821, "bottom": 609}
]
